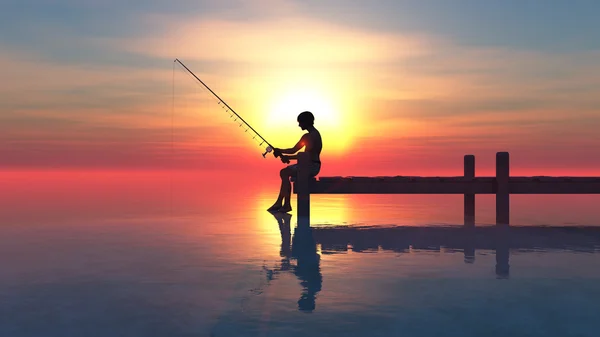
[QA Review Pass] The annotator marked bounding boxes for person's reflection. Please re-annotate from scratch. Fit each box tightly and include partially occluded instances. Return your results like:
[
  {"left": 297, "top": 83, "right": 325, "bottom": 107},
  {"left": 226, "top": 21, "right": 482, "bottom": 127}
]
[
  {"left": 276, "top": 212, "right": 292, "bottom": 272},
  {"left": 272, "top": 212, "right": 323, "bottom": 312}
]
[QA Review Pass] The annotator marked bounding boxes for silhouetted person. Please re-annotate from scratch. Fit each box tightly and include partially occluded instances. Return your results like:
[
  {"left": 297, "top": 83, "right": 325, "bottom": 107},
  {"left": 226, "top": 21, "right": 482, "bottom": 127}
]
[{"left": 268, "top": 111, "right": 322, "bottom": 213}]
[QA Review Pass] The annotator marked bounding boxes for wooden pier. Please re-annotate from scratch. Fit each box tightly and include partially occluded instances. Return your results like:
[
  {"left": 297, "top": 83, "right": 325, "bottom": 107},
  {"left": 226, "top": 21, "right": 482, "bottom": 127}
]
[{"left": 293, "top": 151, "right": 600, "bottom": 226}]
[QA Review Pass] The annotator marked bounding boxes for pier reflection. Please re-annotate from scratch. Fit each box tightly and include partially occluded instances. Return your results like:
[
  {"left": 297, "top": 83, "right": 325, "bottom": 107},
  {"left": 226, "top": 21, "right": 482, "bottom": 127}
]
[{"left": 311, "top": 224, "right": 600, "bottom": 278}]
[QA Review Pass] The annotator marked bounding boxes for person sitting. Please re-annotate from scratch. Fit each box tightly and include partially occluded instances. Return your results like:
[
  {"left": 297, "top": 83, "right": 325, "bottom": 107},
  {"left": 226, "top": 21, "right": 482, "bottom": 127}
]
[{"left": 268, "top": 111, "right": 322, "bottom": 213}]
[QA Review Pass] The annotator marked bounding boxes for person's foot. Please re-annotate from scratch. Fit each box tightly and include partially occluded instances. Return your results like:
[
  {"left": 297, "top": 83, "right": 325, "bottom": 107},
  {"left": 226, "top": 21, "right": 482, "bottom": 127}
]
[
  {"left": 278, "top": 205, "right": 292, "bottom": 213},
  {"left": 267, "top": 204, "right": 282, "bottom": 212}
]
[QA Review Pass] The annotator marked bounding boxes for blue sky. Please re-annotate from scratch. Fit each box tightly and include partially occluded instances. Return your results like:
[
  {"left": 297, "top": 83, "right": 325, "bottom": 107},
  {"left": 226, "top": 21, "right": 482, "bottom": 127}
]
[{"left": 3, "top": 0, "right": 600, "bottom": 66}]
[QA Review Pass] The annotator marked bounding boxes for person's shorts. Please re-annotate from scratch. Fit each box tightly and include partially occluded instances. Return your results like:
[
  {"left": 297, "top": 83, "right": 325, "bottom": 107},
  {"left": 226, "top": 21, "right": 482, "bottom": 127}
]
[{"left": 287, "top": 162, "right": 321, "bottom": 178}]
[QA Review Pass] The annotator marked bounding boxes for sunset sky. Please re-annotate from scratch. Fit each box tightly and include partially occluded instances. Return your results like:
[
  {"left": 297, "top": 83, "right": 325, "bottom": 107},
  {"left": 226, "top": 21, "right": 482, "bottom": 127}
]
[{"left": 2, "top": 0, "right": 600, "bottom": 176}]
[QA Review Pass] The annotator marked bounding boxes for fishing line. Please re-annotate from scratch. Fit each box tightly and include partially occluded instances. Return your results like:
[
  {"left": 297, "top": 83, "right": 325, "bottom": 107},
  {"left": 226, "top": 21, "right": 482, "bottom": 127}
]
[{"left": 170, "top": 60, "right": 175, "bottom": 219}]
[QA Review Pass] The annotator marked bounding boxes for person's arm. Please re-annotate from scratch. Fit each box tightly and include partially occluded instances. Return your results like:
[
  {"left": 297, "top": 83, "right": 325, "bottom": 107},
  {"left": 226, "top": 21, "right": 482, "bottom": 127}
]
[
  {"left": 280, "top": 155, "right": 293, "bottom": 164},
  {"left": 275, "top": 134, "right": 307, "bottom": 156},
  {"left": 280, "top": 154, "right": 297, "bottom": 162}
]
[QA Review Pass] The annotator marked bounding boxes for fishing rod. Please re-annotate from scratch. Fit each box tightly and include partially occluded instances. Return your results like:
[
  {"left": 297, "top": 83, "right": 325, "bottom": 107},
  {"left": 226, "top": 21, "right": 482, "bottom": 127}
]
[{"left": 174, "top": 58, "right": 277, "bottom": 158}]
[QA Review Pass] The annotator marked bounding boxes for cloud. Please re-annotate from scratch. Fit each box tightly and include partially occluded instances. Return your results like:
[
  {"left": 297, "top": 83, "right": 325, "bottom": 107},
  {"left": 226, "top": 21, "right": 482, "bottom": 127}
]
[
  {"left": 110, "top": 14, "right": 432, "bottom": 66},
  {"left": 0, "top": 51, "right": 170, "bottom": 94},
  {"left": 359, "top": 45, "right": 600, "bottom": 128}
]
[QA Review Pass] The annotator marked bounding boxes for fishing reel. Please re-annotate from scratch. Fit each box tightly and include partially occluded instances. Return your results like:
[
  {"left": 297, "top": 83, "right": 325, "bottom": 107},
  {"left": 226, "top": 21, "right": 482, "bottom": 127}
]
[
  {"left": 262, "top": 146, "right": 273, "bottom": 158},
  {"left": 262, "top": 146, "right": 282, "bottom": 158}
]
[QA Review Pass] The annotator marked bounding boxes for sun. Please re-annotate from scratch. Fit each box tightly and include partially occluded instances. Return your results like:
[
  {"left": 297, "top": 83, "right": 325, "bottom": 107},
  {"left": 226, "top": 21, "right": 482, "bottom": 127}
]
[
  {"left": 269, "top": 89, "right": 337, "bottom": 126},
  {"left": 263, "top": 88, "right": 351, "bottom": 153}
]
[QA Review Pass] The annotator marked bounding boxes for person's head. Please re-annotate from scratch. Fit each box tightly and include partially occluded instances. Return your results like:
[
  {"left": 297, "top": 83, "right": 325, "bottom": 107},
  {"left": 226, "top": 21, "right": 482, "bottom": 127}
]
[{"left": 297, "top": 111, "right": 314, "bottom": 130}]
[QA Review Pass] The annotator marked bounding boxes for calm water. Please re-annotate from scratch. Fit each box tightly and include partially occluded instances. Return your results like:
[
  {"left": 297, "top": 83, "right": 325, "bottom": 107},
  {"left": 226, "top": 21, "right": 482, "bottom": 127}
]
[{"left": 2, "top": 171, "right": 600, "bottom": 337}]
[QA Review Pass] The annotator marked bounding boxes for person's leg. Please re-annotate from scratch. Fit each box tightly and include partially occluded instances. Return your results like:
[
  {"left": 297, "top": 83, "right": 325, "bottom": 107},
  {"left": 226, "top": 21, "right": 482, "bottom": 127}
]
[
  {"left": 280, "top": 167, "right": 293, "bottom": 212},
  {"left": 268, "top": 166, "right": 295, "bottom": 212},
  {"left": 267, "top": 185, "right": 283, "bottom": 211},
  {"left": 277, "top": 163, "right": 319, "bottom": 212}
]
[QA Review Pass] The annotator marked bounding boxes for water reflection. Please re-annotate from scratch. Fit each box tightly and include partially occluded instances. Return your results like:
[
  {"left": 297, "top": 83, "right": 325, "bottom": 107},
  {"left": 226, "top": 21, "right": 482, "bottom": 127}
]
[
  {"left": 495, "top": 227, "right": 510, "bottom": 279},
  {"left": 312, "top": 225, "right": 600, "bottom": 278},
  {"left": 270, "top": 212, "right": 322, "bottom": 312}
]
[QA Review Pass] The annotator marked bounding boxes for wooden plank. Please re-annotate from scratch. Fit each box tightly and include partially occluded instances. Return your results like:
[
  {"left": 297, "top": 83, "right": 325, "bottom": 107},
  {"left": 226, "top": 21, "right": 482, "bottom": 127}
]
[
  {"left": 316, "top": 176, "right": 479, "bottom": 183},
  {"left": 306, "top": 180, "right": 495, "bottom": 194},
  {"left": 509, "top": 181, "right": 600, "bottom": 194},
  {"left": 293, "top": 176, "right": 600, "bottom": 194},
  {"left": 315, "top": 176, "right": 600, "bottom": 183}
]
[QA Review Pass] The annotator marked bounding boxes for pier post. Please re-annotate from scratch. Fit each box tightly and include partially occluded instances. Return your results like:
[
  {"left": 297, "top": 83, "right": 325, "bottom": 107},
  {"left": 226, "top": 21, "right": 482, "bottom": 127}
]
[
  {"left": 297, "top": 152, "right": 311, "bottom": 222},
  {"left": 464, "top": 154, "right": 475, "bottom": 227},
  {"left": 496, "top": 152, "right": 510, "bottom": 226}
]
